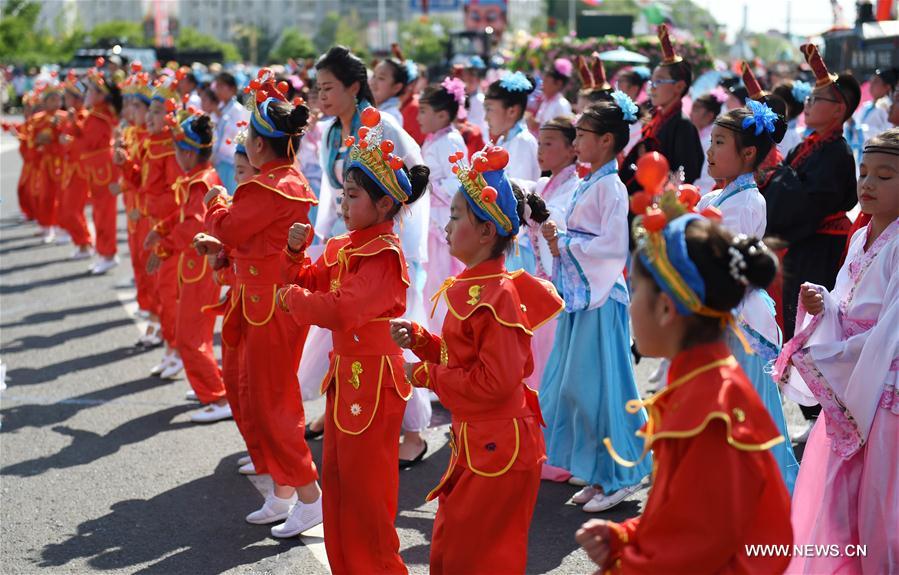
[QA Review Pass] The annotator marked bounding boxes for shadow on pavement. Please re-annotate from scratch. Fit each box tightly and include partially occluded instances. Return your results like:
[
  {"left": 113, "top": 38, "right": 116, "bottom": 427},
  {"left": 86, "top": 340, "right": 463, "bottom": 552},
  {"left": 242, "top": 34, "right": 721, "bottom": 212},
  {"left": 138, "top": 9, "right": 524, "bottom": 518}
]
[
  {"left": 2, "top": 318, "right": 136, "bottom": 352},
  {"left": 38, "top": 456, "right": 302, "bottom": 574},
  {"left": 0, "top": 300, "right": 122, "bottom": 329},
  {"left": 4, "top": 345, "right": 146, "bottom": 386},
  {"left": 1, "top": 404, "right": 195, "bottom": 477}
]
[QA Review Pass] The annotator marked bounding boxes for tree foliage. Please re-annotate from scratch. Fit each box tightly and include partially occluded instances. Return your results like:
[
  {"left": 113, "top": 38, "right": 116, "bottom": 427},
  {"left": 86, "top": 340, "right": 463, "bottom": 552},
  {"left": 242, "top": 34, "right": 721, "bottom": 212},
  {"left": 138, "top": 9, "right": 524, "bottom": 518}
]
[
  {"left": 268, "top": 27, "right": 315, "bottom": 64},
  {"left": 177, "top": 26, "right": 240, "bottom": 62}
]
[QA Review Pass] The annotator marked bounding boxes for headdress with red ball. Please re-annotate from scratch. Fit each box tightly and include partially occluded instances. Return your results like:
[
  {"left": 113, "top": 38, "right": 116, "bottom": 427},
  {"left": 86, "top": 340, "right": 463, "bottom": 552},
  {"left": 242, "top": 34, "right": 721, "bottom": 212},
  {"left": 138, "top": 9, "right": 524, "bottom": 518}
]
[{"left": 449, "top": 145, "right": 518, "bottom": 236}]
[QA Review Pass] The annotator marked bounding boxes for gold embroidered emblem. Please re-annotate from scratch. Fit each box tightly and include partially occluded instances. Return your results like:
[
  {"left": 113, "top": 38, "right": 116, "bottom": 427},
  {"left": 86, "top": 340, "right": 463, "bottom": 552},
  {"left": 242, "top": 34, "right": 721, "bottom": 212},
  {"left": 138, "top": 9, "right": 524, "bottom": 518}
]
[
  {"left": 349, "top": 361, "right": 363, "bottom": 390},
  {"left": 248, "top": 265, "right": 259, "bottom": 276},
  {"left": 440, "top": 340, "right": 449, "bottom": 366},
  {"left": 330, "top": 278, "right": 340, "bottom": 293},
  {"left": 732, "top": 408, "right": 746, "bottom": 423},
  {"left": 250, "top": 295, "right": 261, "bottom": 303},
  {"left": 350, "top": 403, "right": 362, "bottom": 416},
  {"left": 466, "top": 285, "right": 483, "bottom": 305},
  {"left": 268, "top": 173, "right": 275, "bottom": 180},
  {"left": 520, "top": 304, "right": 527, "bottom": 312},
  {"left": 187, "top": 259, "right": 196, "bottom": 269}
]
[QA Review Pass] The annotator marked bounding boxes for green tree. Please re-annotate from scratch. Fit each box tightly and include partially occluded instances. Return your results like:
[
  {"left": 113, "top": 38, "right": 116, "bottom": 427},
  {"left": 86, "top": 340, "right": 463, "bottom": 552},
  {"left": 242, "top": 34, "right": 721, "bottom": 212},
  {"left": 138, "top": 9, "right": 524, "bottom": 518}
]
[
  {"left": 398, "top": 16, "right": 451, "bottom": 67},
  {"left": 314, "top": 12, "right": 340, "bottom": 53},
  {"left": 177, "top": 26, "right": 240, "bottom": 62},
  {"left": 268, "top": 27, "right": 315, "bottom": 64},
  {"left": 87, "top": 20, "right": 148, "bottom": 46},
  {"left": 335, "top": 10, "right": 368, "bottom": 58}
]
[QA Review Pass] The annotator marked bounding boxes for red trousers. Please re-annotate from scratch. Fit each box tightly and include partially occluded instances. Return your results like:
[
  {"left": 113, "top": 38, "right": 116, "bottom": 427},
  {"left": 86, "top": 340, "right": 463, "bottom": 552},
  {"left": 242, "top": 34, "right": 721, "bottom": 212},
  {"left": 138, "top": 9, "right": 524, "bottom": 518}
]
[
  {"left": 33, "top": 165, "right": 59, "bottom": 228},
  {"left": 130, "top": 218, "right": 158, "bottom": 315},
  {"left": 323, "top": 389, "right": 407, "bottom": 575},
  {"left": 17, "top": 165, "right": 35, "bottom": 220},
  {"left": 90, "top": 184, "right": 118, "bottom": 258},
  {"left": 177, "top": 269, "right": 226, "bottom": 404},
  {"left": 58, "top": 172, "right": 92, "bottom": 248},
  {"left": 155, "top": 257, "right": 180, "bottom": 346},
  {"left": 222, "top": 341, "right": 265, "bottom": 470},
  {"left": 242, "top": 310, "right": 317, "bottom": 487},
  {"left": 430, "top": 464, "right": 541, "bottom": 575}
]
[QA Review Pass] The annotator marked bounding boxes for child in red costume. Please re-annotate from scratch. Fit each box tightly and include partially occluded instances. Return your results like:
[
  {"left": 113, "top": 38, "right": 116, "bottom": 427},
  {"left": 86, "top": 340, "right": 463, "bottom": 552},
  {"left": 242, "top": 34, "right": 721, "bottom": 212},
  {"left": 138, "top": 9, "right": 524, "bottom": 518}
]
[
  {"left": 576, "top": 183, "right": 792, "bottom": 574},
  {"left": 145, "top": 112, "right": 228, "bottom": 420},
  {"left": 390, "top": 147, "right": 564, "bottom": 575},
  {"left": 275, "top": 106, "right": 428, "bottom": 573},
  {"left": 30, "top": 82, "right": 67, "bottom": 243},
  {"left": 71, "top": 59, "right": 123, "bottom": 275},
  {"left": 58, "top": 71, "right": 94, "bottom": 260},
  {"left": 142, "top": 75, "right": 186, "bottom": 375},
  {"left": 202, "top": 69, "right": 321, "bottom": 535}
]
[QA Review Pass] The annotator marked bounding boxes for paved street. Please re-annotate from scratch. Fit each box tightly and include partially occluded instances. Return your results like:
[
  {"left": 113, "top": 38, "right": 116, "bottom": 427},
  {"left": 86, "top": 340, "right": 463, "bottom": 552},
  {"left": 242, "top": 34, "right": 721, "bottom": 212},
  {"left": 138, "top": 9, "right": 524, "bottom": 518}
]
[{"left": 0, "top": 123, "right": 807, "bottom": 575}]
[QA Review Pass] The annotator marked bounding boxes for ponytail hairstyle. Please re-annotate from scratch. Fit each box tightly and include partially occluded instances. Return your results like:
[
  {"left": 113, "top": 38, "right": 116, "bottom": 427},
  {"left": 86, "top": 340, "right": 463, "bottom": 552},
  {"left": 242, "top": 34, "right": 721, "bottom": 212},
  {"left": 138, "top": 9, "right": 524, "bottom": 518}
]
[
  {"left": 772, "top": 80, "right": 811, "bottom": 122},
  {"left": 632, "top": 216, "right": 780, "bottom": 348},
  {"left": 693, "top": 93, "right": 724, "bottom": 118},
  {"left": 249, "top": 98, "right": 310, "bottom": 159},
  {"left": 485, "top": 72, "right": 536, "bottom": 119},
  {"left": 345, "top": 163, "right": 429, "bottom": 218},
  {"left": 315, "top": 45, "right": 375, "bottom": 105},
  {"left": 484, "top": 182, "right": 549, "bottom": 259},
  {"left": 714, "top": 100, "right": 788, "bottom": 169},
  {"left": 175, "top": 113, "right": 215, "bottom": 162},
  {"left": 420, "top": 78, "right": 464, "bottom": 121},
  {"left": 578, "top": 91, "right": 639, "bottom": 153},
  {"left": 380, "top": 43, "right": 419, "bottom": 97}
]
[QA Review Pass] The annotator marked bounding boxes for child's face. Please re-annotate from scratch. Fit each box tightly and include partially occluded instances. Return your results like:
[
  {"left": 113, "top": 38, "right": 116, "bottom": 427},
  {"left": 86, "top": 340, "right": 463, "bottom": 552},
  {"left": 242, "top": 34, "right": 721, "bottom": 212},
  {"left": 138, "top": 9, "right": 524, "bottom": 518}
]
[
  {"left": 707, "top": 125, "right": 753, "bottom": 180},
  {"left": 803, "top": 86, "right": 846, "bottom": 131},
  {"left": 484, "top": 98, "right": 519, "bottom": 138},
  {"left": 649, "top": 67, "right": 681, "bottom": 110},
  {"left": 446, "top": 191, "right": 491, "bottom": 264},
  {"left": 234, "top": 154, "right": 257, "bottom": 184},
  {"left": 629, "top": 263, "right": 679, "bottom": 359},
  {"left": 869, "top": 75, "right": 889, "bottom": 100},
  {"left": 340, "top": 174, "right": 393, "bottom": 231},
  {"left": 725, "top": 93, "right": 743, "bottom": 112},
  {"left": 146, "top": 100, "right": 166, "bottom": 134},
  {"left": 689, "top": 104, "right": 715, "bottom": 130},
  {"left": 64, "top": 92, "right": 82, "bottom": 110},
  {"left": 538, "top": 128, "right": 576, "bottom": 173},
  {"left": 44, "top": 94, "right": 61, "bottom": 112},
  {"left": 542, "top": 75, "right": 564, "bottom": 97},
  {"left": 858, "top": 151, "right": 899, "bottom": 219},
  {"left": 573, "top": 121, "right": 611, "bottom": 166},
  {"left": 417, "top": 102, "right": 450, "bottom": 135},
  {"left": 370, "top": 61, "right": 404, "bottom": 106},
  {"left": 131, "top": 101, "right": 148, "bottom": 127},
  {"left": 200, "top": 93, "right": 217, "bottom": 115}
]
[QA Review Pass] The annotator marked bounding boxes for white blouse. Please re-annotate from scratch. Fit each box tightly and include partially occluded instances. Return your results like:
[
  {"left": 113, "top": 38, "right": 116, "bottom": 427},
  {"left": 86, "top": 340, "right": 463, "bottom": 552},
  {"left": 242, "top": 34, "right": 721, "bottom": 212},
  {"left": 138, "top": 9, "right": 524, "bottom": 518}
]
[
  {"left": 496, "top": 120, "right": 540, "bottom": 185},
  {"left": 531, "top": 164, "right": 578, "bottom": 279},
  {"left": 421, "top": 126, "right": 467, "bottom": 231},
  {"left": 536, "top": 93, "right": 572, "bottom": 126}
]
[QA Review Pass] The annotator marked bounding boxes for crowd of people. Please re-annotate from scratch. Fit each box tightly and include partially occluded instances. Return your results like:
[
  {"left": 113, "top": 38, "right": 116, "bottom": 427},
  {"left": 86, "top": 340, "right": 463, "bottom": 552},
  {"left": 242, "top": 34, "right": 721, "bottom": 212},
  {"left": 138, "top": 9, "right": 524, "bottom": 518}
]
[{"left": 3, "top": 23, "right": 897, "bottom": 574}]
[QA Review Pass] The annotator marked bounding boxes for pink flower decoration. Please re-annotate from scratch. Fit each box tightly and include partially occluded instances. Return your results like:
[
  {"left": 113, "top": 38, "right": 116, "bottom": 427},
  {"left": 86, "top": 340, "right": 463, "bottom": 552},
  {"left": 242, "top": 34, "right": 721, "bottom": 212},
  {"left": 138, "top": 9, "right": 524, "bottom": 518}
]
[
  {"left": 553, "top": 58, "right": 573, "bottom": 78},
  {"left": 441, "top": 76, "right": 468, "bottom": 120}
]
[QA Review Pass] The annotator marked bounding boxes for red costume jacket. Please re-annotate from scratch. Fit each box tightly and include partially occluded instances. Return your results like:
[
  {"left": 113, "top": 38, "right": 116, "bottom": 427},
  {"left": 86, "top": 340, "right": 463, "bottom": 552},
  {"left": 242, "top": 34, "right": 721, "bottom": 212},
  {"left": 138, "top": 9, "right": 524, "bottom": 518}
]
[
  {"left": 61, "top": 108, "right": 90, "bottom": 189},
  {"left": 602, "top": 341, "right": 793, "bottom": 575},
  {"left": 279, "top": 221, "right": 412, "bottom": 434},
  {"left": 154, "top": 164, "right": 221, "bottom": 284},
  {"left": 205, "top": 160, "right": 317, "bottom": 348},
  {"left": 407, "top": 257, "right": 564, "bottom": 499},
  {"left": 69, "top": 102, "right": 119, "bottom": 189},
  {"left": 142, "top": 131, "right": 182, "bottom": 221}
]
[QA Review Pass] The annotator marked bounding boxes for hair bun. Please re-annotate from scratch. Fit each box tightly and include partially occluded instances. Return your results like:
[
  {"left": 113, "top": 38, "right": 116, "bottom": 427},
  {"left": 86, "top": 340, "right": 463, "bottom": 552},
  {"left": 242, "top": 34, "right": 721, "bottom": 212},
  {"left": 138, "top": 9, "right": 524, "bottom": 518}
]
[
  {"left": 288, "top": 103, "right": 310, "bottom": 133},
  {"left": 406, "top": 164, "right": 430, "bottom": 205},
  {"left": 731, "top": 234, "right": 778, "bottom": 289}
]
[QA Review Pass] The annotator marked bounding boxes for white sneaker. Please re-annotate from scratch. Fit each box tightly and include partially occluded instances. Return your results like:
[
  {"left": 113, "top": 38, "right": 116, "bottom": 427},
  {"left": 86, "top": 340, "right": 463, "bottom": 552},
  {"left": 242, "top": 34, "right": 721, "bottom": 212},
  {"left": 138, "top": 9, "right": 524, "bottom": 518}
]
[
  {"left": 135, "top": 309, "right": 151, "bottom": 320},
  {"left": 70, "top": 247, "right": 93, "bottom": 260},
  {"left": 90, "top": 256, "right": 119, "bottom": 275},
  {"left": 246, "top": 493, "right": 297, "bottom": 525},
  {"left": 571, "top": 485, "right": 599, "bottom": 504},
  {"left": 185, "top": 389, "right": 198, "bottom": 401},
  {"left": 239, "top": 461, "right": 257, "bottom": 475},
  {"left": 55, "top": 231, "right": 71, "bottom": 245},
  {"left": 237, "top": 455, "right": 252, "bottom": 466},
  {"left": 568, "top": 476, "right": 589, "bottom": 487},
  {"left": 792, "top": 421, "right": 814, "bottom": 443},
  {"left": 583, "top": 484, "right": 642, "bottom": 513},
  {"left": 150, "top": 352, "right": 173, "bottom": 376},
  {"left": 190, "top": 403, "right": 232, "bottom": 423},
  {"left": 270, "top": 496, "right": 323, "bottom": 538},
  {"left": 138, "top": 323, "right": 163, "bottom": 348},
  {"left": 160, "top": 357, "right": 184, "bottom": 380},
  {"left": 41, "top": 230, "right": 56, "bottom": 244}
]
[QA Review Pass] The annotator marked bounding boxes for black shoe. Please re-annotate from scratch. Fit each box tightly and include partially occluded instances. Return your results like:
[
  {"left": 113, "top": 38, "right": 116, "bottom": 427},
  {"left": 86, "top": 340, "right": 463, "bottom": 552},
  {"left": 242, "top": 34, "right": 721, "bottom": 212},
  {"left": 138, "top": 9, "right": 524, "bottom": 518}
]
[
  {"left": 304, "top": 426, "right": 324, "bottom": 440},
  {"left": 399, "top": 441, "right": 428, "bottom": 470}
]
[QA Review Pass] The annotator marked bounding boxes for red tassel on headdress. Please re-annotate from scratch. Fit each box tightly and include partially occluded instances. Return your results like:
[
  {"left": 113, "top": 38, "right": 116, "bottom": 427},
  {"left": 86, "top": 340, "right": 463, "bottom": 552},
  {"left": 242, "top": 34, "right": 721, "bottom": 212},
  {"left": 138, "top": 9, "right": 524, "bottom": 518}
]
[{"left": 391, "top": 43, "right": 404, "bottom": 61}]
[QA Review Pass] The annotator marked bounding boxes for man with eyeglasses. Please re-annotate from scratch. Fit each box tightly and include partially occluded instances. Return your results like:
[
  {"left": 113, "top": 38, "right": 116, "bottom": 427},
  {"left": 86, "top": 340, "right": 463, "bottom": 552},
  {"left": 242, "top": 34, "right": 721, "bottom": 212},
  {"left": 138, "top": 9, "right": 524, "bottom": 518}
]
[{"left": 759, "top": 45, "right": 861, "bottom": 442}]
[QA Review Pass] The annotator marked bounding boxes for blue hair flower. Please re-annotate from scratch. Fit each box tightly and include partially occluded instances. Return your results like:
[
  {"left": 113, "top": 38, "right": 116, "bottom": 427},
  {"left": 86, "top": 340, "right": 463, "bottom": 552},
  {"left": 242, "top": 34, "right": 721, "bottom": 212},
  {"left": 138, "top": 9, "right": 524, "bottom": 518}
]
[
  {"left": 741, "top": 99, "right": 778, "bottom": 136},
  {"left": 499, "top": 71, "right": 532, "bottom": 92},
  {"left": 404, "top": 60, "right": 418, "bottom": 83},
  {"left": 611, "top": 90, "right": 639, "bottom": 122},
  {"left": 791, "top": 80, "right": 812, "bottom": 104},
  {"left": 468, "top": 55, "right": 486, "bottom": 70}
]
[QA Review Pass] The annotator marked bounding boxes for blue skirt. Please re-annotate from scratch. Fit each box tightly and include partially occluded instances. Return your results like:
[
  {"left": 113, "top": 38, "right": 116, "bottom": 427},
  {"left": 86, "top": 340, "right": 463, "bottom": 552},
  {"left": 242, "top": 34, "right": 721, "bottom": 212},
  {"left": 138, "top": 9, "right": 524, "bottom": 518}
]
[
  {"left": 539, "top": 301, "right": 652, "bottom": 492},
  {"left": 727, "top": 330, "right": 800, "bottom": 494}
]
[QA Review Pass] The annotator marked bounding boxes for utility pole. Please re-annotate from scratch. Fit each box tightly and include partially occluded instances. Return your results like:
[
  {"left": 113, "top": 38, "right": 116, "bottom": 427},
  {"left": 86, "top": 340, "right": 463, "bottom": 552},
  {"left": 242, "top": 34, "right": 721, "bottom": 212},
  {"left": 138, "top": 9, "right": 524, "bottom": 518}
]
[{"left": 569, "top": 0, "right": 577, "bottom": 37}]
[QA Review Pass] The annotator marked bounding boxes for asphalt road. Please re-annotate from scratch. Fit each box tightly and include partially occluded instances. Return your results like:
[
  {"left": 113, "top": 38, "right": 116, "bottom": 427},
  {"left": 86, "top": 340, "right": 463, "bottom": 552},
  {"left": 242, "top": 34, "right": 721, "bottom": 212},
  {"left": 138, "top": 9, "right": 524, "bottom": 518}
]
[{"left": 0, "top": 122, "right": 808, "bottom": 575}]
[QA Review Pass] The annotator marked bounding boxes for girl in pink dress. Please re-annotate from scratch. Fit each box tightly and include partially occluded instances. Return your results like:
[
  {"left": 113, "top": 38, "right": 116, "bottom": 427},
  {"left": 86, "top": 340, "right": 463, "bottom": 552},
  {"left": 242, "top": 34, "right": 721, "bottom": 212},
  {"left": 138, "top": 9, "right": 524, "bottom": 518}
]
[{"left": 775, "top": 128, "right": 899, "bottom": 574}]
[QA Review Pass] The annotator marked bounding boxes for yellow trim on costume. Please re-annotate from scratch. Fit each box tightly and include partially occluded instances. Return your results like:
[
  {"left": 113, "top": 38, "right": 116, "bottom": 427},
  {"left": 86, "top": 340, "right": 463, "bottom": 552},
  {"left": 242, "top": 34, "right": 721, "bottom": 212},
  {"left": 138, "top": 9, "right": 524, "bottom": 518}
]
[
  {"left": 439, "top": 342, "right": 448, "bottom": 367},
  {"left": 461, "top": 419, "right": 521, "bottom": 478},
  {"left": 387, "top": 357, "right": 413, "bottom": 401},
  {"left": 178, "top": 252, "right": 208, "bottom": 284},
  {"left": 426, "top": 427, "right": 459, "bottom": 501},
  {"left": 241, "top": 284, "right": 277, "bottom": 326},
  {"left": 444, "top": 298, "right": 536, "bottom": 336},
  {"left": 413, "top": 362, "right": 431, "bottom": 389},
  {"left": 331, "top": 355, "right": 384, "bottom": 436}
]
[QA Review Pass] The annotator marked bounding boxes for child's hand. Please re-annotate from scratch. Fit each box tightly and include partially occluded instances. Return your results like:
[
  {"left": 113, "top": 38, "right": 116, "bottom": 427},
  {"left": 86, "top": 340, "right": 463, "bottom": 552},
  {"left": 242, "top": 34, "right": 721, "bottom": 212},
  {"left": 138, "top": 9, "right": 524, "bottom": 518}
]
[
  {"left": 113, "top": 147, "right": 126, "bottom": 165},
  {"left": 128, "top": 208, "right": 141, "bottom": 222},
  {"left": 287, "top": 222, "right": 311, "bottom": 253},
  {"left": 390, "top": 319, "right": 414, "bottom": 349},
  {"left": 204, "top": 185, "right": 227, "bottom": 206},
  {"left": 145, "top": 253, "right": 161, "bottom": 274},
  {"left": 193, "top": 233, "right": 223, "bottom": 256},
  {"left": 144, "top": 230, "right": 161, "bottom": 249},
  {"left": 800, "top": 284, "right": 824, "bottom": 316},
  {"left": 108, "top": 182, "right": 122, "bottom": 196},
  {"left": 575, "top": 519, "right": 613, "bottom": 569},
  {"left": 403, "top": 362, "right": 415, "bottom": 382},
  {"left": 542, "top": 221, "right": 560, "bottom": 257}
]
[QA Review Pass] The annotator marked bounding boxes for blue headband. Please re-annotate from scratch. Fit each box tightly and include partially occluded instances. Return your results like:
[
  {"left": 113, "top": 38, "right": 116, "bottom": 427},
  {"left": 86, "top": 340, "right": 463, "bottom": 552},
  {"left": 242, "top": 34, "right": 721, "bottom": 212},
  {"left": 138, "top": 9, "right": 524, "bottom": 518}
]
[
  {"left": 456, "top": 162, "right": 519, "bottom": 237},
  {"left": 175, "top": 116, "right": 212, "bottom": 152},
  {"left": 251, "top": 97, "right": 290, "bottom": 138},
  {"left": 637, "top": 213, "right": 706, "bottom": 315}
]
